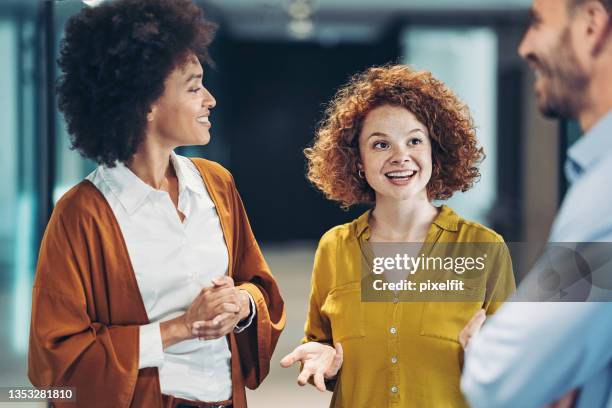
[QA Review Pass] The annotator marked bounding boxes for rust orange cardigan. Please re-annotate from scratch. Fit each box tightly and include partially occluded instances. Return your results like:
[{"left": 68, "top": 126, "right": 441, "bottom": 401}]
[{"left": 28, "top": 158, "right": 286, "bottom": 407}]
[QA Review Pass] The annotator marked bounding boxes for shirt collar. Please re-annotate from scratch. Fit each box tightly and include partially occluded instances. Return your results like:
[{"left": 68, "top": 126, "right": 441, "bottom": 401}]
[
  {"left": 354, "top": 204, "right": 459, "bottom": 240},
  {"left": 566, "top": 110, "right": 612, "bottom": 183},
  {"left": 99, "top": 160, "right": 154, "bottom": 215},
  {"left": 99, "top": 152, "right": 205, "bottom": 215},
  {"left": 170, "top": 152, "right": 206, "bottom": 197}
]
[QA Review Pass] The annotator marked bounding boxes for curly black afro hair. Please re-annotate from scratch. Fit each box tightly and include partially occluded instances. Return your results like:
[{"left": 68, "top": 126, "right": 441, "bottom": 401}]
[{"left": 57, "top": 0, "right": 217, "bottom": 166}]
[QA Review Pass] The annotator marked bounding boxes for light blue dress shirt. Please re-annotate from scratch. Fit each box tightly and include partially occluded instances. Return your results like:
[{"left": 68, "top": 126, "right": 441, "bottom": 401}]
[{"left": 461, "top": 110, "right": 612, "bottom": 408}]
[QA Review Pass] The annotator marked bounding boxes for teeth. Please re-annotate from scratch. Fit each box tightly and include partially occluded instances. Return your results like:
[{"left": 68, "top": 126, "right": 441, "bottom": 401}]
[
  {"left": 196, "top": 116, "right": 209, "bottom": 124},
  {"left": 386, "top": 170, "right": 416, "bottom": 178}
]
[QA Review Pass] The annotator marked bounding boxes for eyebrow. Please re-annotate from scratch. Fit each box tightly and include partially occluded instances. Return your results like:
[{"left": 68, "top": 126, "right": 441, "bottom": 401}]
[
  {"left": 366, "top": 129, "right": 426, "bottom": 139},
  {"left": 528, "top": 8, "right": 541, "bottom": 23},
  {"left": 185, "top": 73, "right": 203, "bottom": 83}
]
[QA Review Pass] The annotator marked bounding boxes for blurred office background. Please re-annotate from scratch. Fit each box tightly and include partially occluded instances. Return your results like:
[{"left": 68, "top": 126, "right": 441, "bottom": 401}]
[{"left": 0, "top": 0, "right": 580, "bottom": 406}]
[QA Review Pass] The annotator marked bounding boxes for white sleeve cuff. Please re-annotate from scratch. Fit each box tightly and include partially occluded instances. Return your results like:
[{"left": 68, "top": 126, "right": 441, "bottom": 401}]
[
  {"left": 138, "top": 322, "right": 165, "bottom": 369},
  {"left": 234, "top": 292, "right": 256, "bottom": 333}
]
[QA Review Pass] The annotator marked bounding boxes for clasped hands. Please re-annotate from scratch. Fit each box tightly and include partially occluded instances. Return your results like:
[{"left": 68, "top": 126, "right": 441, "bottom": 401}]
[{"left": 183, "top": 276, "right": 251, "bottom": 341}]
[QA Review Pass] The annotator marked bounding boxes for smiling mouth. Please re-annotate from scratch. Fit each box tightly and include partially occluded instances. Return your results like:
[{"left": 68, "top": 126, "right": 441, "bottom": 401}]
[
  {"left": 196, "top": 116, "right": 210, "bottom": 124},
  {"left": 385, "top": 170, "right": 417, "bottom": 180}
]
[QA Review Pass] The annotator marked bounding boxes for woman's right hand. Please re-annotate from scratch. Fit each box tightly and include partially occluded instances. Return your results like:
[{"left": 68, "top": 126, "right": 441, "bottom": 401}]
[
  {"left": 279, "top": 342, "right": 343, "bottom": 392},
  {"left": 183, "top": 276, "right": 242, "bottom": 337},
  {"left": 161, "top": 277, "right": 241, "bottom": 348}
]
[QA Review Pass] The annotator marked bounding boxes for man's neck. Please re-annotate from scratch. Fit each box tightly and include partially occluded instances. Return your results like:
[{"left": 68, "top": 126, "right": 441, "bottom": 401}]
[{"left": 577, "top": 60, "right": 612, "bottom": 132}]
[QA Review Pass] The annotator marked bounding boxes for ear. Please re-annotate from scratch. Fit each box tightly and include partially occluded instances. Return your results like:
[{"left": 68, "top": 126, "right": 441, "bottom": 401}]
[
  {"left": 581, "top": 0, "right": 611, "bottom": 55},
  {"left": 357, "top": 161, "right": 364, "bottom": 170},
  {"left": 147, "top": 105, "right": 156, "bottom": 122}
]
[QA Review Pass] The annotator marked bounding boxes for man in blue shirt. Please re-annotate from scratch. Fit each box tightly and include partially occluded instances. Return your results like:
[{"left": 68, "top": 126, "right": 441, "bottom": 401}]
[{"left": 461, "top": 0, "right": 612, "bottom": 407}]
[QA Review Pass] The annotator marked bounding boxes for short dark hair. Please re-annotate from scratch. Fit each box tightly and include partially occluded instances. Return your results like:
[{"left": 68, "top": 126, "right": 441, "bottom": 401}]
[
  {"left": 567, "top": 0, "right": 611, "bottom": 12},
  {"left": 57, "top": 0, "right": 217, "bottom": 166}
]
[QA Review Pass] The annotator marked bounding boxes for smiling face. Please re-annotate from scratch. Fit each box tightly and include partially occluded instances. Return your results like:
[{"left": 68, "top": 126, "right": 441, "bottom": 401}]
[
  {"left": 147, "top": 52, "right": 216, "bottom": 148},
  {"left": 358, "top": 104, "right": 433, "bottom": 203},
  {"left": 518, "top": 0, "right": 588, "bottom": 119}
]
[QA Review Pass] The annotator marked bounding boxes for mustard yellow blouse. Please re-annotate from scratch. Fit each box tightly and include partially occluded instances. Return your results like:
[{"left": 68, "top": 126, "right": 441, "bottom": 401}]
[{"left": 303, "top": 205, "right": 516, "bottom": 408}]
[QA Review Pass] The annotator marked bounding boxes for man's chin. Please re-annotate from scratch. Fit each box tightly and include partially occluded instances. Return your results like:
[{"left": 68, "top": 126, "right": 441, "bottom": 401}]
[
  {"left": 536, "top": 93, "right": 562, "bottom": 119},
  {"left": 539, "top": 102, "right": 561, "bottom": 119}
]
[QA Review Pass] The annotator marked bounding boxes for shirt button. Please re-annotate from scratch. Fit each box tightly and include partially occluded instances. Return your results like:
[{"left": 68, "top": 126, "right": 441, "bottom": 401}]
[
  {"left": 391, "top": 385, "right": 398, "bottom": 394},
  {"left": 391, "top": 356, "right": 398, "bottom": 364},
  {"left": 392, "top": 297, "right": 399, "bottom": 303},
  {"left": 390, "top": 327, "right": 397, "bottom": 335}
]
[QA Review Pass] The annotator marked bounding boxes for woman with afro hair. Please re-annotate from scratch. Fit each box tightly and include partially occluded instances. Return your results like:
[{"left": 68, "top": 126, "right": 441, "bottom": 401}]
[
  {"left": 27, "top": 1, "right": 284, "bottom": 407},
  {"left": 280, "top": 65, "right": 515, "bottom": 407}
]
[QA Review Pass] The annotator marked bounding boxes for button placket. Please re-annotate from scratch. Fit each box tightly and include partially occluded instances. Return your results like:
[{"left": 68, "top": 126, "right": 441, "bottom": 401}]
[{"left": 389, "top": 302, "right": 401, "bottom": 402}]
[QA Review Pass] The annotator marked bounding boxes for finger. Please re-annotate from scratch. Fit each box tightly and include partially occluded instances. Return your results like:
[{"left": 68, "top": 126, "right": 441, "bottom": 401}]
[
  {"left": 204, "top": 289, "right": 239, "bottom": 307},
  {"left": 466, "top": 310, "right": 486, "bottom": 336},
  {"left": 212, "top": 311, "right": 235, "bottom": 326},
  {"left": 280, "top": 348, "right": 305, "bottom": 368},
  {"left": 550, "top": 389, "right": 578, "bottom": 408},
  {"left": 217, "top": 315, "right": 241, "bottom": 336},
  {"left": 334, "top": 343, "right": 343, "bottom": 360},
  {"left": 329, "top": 343, "right": 343, "bottom": 372},
  {"left": 211, "top": 293, "right": 240, "bottom": 309},
  {"left": 192, "top": 312, "right": 235, "bottom": 335},
  {"left": 459, "top": 310, "right": 486, "bottom": 349},
  {"left": 212, "top": 275, "right": 234, "bottom": 287},
  {"left": 468, "top": 309, "right": 487, "bottom": 331},
  {"left": 313, "top": 372, "right": 326, "bottom": 392},
  {"left": 216, "top": 302, "right": 240, "bottom": 314},
  {"left": 297, "top": 367, "right": 312, "bottom": 386},
  {"left": 206, "top": 287, "right": 236, "bottom": 298},
  {"left": 463, "top": 309, "right": 486, "bottom": 335},
  {"left": 191, "top": 319, "right": 222, "bottom": 336}
]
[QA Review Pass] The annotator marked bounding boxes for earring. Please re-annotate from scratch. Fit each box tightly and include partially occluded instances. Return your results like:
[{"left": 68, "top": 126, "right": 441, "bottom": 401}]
[{"left": 358, "top": 170, "right": 365, "bottom": 179}]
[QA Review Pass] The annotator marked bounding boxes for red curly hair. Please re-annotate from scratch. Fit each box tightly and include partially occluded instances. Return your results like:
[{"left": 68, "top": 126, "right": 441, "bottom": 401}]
[{"left": 304, "top": 64, "right": 484, "bottom": 208}]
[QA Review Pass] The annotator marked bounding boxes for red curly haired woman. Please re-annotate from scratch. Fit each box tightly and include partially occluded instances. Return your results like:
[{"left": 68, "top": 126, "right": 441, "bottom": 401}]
[{"left": 280, "top": 65, "right": 515, "bottom": 407}]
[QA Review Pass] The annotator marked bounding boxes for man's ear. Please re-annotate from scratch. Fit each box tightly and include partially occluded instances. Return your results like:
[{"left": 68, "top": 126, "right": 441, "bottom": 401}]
[{"left": 581, "top": 0, "right": 611, "bottom": 55}]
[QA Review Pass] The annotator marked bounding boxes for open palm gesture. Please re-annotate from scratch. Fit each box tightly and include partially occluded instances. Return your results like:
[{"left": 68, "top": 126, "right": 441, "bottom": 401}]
[{"left": 280, "top": 342, "right": 343, "bottom": 391}]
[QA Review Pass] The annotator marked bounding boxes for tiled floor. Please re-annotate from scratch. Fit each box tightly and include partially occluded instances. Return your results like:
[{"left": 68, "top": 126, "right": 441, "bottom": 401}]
[{"left": 0, "top": 242, "right": 331, "bottom": 408}]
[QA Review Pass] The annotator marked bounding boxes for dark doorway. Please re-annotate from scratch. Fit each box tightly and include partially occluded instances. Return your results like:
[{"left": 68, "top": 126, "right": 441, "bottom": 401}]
[{"left": 212, "top": 35, "right": 399, "bottom": 241}]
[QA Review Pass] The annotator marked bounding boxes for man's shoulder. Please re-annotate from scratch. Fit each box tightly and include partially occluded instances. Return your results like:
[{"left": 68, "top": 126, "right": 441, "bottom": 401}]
[{"left": 552, "top": 158, "right": 612, "bottom": 241}]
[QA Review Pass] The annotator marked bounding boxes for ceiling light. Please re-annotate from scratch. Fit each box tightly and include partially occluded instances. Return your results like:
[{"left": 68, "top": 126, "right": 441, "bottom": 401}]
[
  {"left": 288, "top": 1, "right": 312, "bottom": 20},
  {"left": 288, "top": 19, "right": 314, "bottom": 40},
  {"left": 82, "top": 0, "right": 106, "bottom": 7}
]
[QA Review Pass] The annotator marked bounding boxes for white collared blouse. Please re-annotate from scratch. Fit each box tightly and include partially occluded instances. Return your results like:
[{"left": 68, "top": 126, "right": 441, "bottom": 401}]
[{"left": 86, "top": 152, "right": 254, "bottom": 401}]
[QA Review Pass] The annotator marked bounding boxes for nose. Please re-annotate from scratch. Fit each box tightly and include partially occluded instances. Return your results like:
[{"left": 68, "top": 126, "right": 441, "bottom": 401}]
[
  {"left": 390, "top": 145, "right": 411, "bottom": 165},
  {"left": 202, "top": 87, "right": 216, "bottom": 109},
  {"left": 517, "top": 29, "right": 531, "bottom": 60}
]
